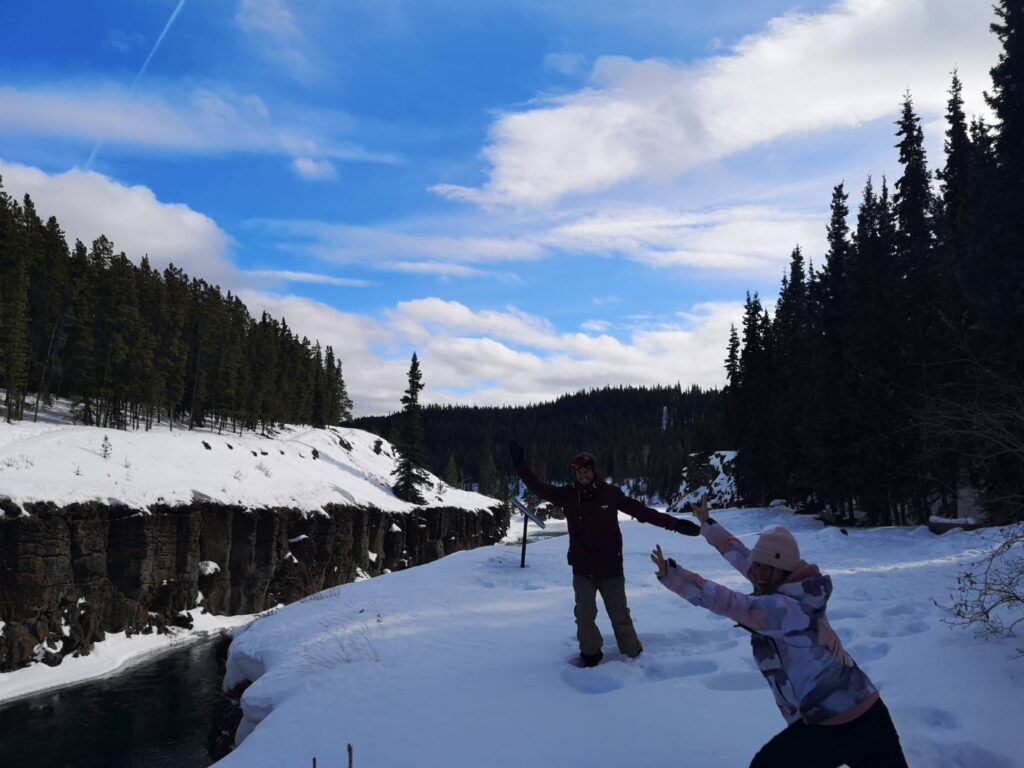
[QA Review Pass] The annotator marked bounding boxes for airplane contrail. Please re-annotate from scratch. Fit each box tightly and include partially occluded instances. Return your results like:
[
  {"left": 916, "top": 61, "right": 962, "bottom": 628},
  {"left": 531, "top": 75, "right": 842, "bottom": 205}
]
[{"left": 84, "top": 0, "right": 190, "bottom": 170}]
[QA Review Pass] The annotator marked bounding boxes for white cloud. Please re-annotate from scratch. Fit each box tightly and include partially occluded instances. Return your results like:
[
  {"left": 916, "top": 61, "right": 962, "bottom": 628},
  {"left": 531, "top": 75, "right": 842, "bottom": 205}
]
[
  {"left": 244, "top": 269, "right": 372, "bottom": 287},
  {"left": 0, "top": 160, "right": 239, "bottom": 286},
  {"left": 436, "top": 0, "right": 998, "bottom": 206},
  {"left": 0, "top": 83, "right": 391, "bottom": 173},
  {"left": 234, "top": 0, "right": 310, "bottom": 77},
  {"left": 386, "top": 298, "right": 741, "bottom": 409},
  {"left": 254, "top": 198, "right": 823, "bottom": 281},
  {"left": 250, "top": 294, "right": 741, "bottom": 415},
  {"left": 545, "top": 204, "right": 824, "bottom": 274},
  {"left": 291, "top": 157, "right": 337, "bottom": 180},
  {"left": 253, "top": 218, "right": 546, "bottom": 268},
  {"left": 388, "top": 299, "right": 559, "bottom": 349},
  {"left": 385, "top": 262, "right": 489, "bottom": 278}
]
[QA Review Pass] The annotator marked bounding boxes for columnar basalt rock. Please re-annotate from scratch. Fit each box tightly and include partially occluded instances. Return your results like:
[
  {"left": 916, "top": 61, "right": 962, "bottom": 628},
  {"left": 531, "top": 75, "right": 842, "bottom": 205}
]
[{"left": 0, "top": 502, "right": 508, "bottom": 672}]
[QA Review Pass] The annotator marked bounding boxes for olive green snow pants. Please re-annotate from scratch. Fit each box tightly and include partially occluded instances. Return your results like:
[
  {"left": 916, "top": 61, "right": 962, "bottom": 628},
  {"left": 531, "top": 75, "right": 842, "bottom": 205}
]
[{"left": 572, "top": 574, "right": 642, "bottom": 657}]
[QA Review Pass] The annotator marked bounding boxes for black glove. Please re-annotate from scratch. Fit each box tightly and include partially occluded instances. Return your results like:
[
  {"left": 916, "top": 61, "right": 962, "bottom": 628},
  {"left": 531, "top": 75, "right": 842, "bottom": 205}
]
[
  {"left": 673, "top": 518, "right": 700, "bottom": 536},
  {"left": 508, "top": 440, "right": 524, "bottom": 468}
]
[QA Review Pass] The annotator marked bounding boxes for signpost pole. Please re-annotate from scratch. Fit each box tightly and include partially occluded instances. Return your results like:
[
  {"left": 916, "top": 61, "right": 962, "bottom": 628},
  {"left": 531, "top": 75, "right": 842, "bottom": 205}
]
[
  {"left": 520, "top": 514, "right": 528, "bottom": 568},
  {"left": 510, "top": 497, "right": 545, "bottom": 568}
]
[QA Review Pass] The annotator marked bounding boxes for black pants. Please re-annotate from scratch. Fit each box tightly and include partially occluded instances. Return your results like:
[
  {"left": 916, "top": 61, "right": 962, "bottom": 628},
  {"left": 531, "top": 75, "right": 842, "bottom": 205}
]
[{"left": 750, "top": 698, "right": 908, "bottom": 768}]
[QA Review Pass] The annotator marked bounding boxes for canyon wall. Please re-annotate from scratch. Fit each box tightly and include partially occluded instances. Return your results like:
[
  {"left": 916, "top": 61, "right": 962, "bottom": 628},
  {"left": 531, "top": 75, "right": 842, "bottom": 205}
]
[{"left": 0, "top": 500, "right": 508, "bottom": 671}]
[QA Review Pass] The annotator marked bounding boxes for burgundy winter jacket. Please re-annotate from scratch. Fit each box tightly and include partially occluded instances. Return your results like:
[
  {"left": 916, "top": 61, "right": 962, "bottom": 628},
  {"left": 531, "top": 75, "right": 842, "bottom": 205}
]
[{"left": 516, "top": 464, "right": 685, "bottom": 578}]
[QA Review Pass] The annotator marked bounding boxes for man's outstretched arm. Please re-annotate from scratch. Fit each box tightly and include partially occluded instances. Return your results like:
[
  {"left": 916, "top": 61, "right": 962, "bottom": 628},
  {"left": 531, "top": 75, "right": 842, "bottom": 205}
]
[
  {"left": 614, "top": 490, "right": 700, "bottom": 536},
  {"left": 508, "top": 440, "right": 565, "bottom": 505}
]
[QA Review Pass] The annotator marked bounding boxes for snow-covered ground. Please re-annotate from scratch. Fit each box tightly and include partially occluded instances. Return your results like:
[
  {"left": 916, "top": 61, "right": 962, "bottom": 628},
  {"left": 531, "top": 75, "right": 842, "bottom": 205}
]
[
  {"left": 215, "top": 506, "right": 1023, "bottom": 768},
  {"left": 0, "top": 411, "right": 494, "bottom": 513}
]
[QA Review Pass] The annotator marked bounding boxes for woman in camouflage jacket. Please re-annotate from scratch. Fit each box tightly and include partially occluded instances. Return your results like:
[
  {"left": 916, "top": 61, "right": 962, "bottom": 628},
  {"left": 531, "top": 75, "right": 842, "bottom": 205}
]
[{"left": 651, "top": 501, "right": 908, "bottom": 768}]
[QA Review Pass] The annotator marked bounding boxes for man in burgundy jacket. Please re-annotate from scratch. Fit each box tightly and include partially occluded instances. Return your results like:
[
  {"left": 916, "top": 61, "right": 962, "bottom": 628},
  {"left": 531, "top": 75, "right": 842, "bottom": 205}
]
[{"left": 509, "top": 441, "right": 700, "bottom": 667}]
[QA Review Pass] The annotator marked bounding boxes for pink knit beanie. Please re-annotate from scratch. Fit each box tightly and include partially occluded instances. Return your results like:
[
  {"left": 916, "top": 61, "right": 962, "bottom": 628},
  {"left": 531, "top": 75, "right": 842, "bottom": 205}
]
[{"left": 751, "top": 527, "right": 801, "bottom": 571}]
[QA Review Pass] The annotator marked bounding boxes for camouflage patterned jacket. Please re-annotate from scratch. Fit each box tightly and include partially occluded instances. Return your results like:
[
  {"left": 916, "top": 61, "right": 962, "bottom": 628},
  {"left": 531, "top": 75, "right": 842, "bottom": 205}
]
[{"left": 659, "top": 520, "right": 879, "bottom": 725}]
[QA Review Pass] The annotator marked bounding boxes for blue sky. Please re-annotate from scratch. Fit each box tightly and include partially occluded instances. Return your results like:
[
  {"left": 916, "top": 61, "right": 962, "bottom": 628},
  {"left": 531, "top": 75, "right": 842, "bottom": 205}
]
[{"left": 0, "top": 0, "right": 1000, "bottom": 415}]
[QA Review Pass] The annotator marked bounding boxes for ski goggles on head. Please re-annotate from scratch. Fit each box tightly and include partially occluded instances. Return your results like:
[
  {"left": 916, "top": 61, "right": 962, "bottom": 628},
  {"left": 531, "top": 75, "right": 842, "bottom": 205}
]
[{"left": 570, "top": 452, "right": 597, "bottom": 471}]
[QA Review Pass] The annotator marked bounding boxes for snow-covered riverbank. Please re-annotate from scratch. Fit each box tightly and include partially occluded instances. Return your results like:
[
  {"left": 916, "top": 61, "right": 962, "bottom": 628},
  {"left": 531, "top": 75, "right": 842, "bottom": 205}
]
[{"left": 213, "top": 506, "right": 1023, "bottom": 768}]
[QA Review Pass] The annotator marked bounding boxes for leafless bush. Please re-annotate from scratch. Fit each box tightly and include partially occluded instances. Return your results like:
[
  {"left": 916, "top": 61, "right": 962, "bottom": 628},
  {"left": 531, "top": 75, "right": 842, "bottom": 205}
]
[{"left": 940, "top": 524, "right": 1024, "bottom": 658}]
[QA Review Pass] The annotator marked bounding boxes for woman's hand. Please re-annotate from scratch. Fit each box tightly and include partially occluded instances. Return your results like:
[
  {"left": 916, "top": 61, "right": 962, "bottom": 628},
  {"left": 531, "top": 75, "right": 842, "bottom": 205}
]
[{"left": 650, "top": 544, "right": 668, "bottom": 579}]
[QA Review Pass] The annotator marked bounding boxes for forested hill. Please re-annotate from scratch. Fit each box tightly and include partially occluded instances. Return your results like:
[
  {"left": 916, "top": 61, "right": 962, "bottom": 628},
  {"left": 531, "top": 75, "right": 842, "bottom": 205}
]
[
  {"left": 349, "top": 384, "right": 725, "bottom": 502},
  {"left": 0, "top": 187, "right": 352, "bottom": 433}
]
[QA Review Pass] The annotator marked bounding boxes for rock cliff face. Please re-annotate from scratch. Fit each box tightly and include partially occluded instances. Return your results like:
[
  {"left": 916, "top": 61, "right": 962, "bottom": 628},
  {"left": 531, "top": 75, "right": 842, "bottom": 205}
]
[{"left": 0, "top": 500, "right": 508, "bottom": 672}]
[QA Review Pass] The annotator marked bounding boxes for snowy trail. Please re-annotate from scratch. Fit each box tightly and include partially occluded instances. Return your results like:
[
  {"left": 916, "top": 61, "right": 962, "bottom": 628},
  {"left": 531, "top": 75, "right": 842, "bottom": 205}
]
[{"left": 215, "top": 508, "right": 1022, "bottom": 768}]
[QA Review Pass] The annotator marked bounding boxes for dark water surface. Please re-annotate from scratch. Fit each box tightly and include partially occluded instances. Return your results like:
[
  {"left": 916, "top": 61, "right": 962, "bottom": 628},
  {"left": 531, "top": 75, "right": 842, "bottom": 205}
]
[{"left": 0, "top": 633, "right": 229, "bottom": 768}]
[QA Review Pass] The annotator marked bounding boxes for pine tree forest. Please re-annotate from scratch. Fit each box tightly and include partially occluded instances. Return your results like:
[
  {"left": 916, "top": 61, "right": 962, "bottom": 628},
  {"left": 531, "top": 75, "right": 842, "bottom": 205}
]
[
  {"left": 0, "top": 194, "right": 353, "bottom": 433},
  {"left": 353, "top": 384, "right": 725, "bottom": 505},
  {"left": 724, "top": 1, "right": 1024, "bottom": 525}
]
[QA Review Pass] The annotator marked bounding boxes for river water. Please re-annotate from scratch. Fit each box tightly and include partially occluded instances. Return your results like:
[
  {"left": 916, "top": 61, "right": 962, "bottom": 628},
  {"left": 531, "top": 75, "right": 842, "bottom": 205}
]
[{"left": 0, "top": 633, "right": 229, "bottom": 768}]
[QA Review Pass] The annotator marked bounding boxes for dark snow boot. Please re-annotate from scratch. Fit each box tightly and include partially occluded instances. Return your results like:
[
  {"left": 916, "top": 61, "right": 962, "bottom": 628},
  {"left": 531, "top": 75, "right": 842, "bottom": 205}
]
[{"left": 574, "top": 651, "right": 603, "bottom": 668}]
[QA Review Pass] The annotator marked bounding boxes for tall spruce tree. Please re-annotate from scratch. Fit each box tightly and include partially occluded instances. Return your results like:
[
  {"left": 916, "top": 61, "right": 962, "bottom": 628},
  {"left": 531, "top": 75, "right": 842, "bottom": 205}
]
[
  {"left": 444, "top": 454, "right": 460, "bottom": 488},
  {"left": 1, "top": 191, "right": 29, "bottom": 422},
  {"left": 812, "top": 183, "right": 854, "bottom": 510},
  {"left": 477, "top": 444, "right": 498, "bottom": 497},
  {"left": 937, "top": 71, "right": 973, "bottom": 309},
  {"left": 985, "top": 0, "right": 1024, "bottom": 370},
  {"left": 392, "top": 353, "right": 429, "bottom": 504}
]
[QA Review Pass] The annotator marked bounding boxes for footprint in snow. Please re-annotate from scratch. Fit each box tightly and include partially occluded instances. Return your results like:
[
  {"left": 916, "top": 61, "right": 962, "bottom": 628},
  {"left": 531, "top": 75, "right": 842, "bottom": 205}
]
[
  {"left": 901, "top": 705, "right": 959, "bottom": 730},
  {"left": 560, "top": 667, "right": 624, "bottom": 695},
  {"left": 871, "top": 621, "right": 930, "bottom": 638},
  {"left": 845, "top": 640, "right": 891, "bottom": 663},
  {"left": 882, "top": 601, "right": 930, "bottom": 618},
  {"left": 653, "top": 627, "right": 741, "bottom": 656},
  {"left": 868, "top": 606, "right": 931, "bottom": 638}
]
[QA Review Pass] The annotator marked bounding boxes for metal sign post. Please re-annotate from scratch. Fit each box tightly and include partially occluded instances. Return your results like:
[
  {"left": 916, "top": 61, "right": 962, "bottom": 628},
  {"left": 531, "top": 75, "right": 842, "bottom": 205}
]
[{"left": 511, "top": 497, "right": 545, "bottom": 568}]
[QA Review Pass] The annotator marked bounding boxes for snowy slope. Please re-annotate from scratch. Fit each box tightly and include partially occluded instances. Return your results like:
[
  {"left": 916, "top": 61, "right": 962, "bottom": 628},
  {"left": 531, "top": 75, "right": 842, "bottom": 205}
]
[
  {"left": 0, "top": 417, "right": 495, "bottom": 513},
  {"left": 215, "top": 507, "right": 1023, "bottom": 768}
]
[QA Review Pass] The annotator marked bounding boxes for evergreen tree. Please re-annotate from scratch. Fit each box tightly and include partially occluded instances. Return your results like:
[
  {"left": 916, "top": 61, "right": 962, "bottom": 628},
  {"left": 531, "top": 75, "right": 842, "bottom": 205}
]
[
  {"left": 722, "top": 324, "right": 741, "bottom": 446},
  {"left": 810, "top": 183, "right": 854, "bottom": 510},
  {"left": 326, "top": 347, "right": 353, "bottom": 423},
  {"left": 0, "top": 190, "right": 29, "bottom": 422},
  {"left": 62, "top": 240, "right": 97, "bottom": 423},
  {"left": 444, "top": 454, "right": 460, "bottom": 488},
  {"left": 733, "top": 292, "right": 773, "bottom": 503},
  {"left": 392, "top": 353, "right": 429, "bottom": 504},
  {"left": 937, "top": 70, "right": 974, "bottom": 307},
  {"left": 477, "top": 444, "right": 498, "bottom": 497},
  {"left": 984, "top": 0, "right": 1024, "bottom": 370}
]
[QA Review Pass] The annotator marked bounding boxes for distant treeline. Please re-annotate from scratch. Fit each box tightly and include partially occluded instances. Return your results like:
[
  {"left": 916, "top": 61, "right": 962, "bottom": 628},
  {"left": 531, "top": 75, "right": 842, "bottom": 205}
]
[
  {"left": 726, "top": 5, "right": 1024, "bottom": 525},
  {"left": 0, "top": 190, "right": 352, "bottom": 432},
  {"left": 351, "top": 384, "right": 725, "bottom": 502}
]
